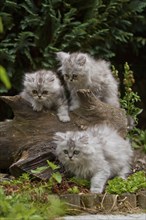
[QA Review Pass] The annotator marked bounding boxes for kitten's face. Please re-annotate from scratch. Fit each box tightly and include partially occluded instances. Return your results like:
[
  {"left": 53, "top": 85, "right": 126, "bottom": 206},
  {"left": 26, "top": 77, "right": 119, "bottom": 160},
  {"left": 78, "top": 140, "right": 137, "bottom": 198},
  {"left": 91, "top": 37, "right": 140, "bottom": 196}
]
[
  {"left": 57, "top": 52, "right": 87, "bottom": 86},
  {"left": 54, "top": 131, "right": 89, "bottom": 165},
  {"left": 24, "top": 70, "right": 60, "bottom": 102}
]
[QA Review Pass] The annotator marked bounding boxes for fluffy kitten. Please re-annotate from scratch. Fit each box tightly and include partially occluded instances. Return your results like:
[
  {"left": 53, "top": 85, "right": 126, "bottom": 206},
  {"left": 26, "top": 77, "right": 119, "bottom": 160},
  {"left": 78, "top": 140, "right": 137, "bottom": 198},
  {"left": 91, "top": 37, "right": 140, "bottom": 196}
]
[
  {"left": 20, "top": 69, "right": 70, "bottom": 122},
  {"left": 56, "top": 52, "right": 120, "bottom": 110},
  {"left": 54, "top": 124, "right": 133, "bottom": 193}
]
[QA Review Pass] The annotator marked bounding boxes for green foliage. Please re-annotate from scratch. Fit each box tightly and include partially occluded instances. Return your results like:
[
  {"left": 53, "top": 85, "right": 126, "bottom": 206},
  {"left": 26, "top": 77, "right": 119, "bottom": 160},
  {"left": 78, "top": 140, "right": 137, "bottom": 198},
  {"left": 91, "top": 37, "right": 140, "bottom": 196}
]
[
  {"left": 31, "top": 160, "right": 62, "bottom": 186},
  {"left": 129, "top": 127, "right": 146, "bottom": 152},
  {"left": 120, "top": 62, "right": 142, "bottom": 125},
  {"left": 69, "top": 177, "right": 90, "bottom": 188},
  {"left": 0, "top": 0, "right": 146, "bottom": 93},
  {"left": 0, "top": 16, "right": 11, "bottom": 91},
  {"left": 31, "top": 166, "right": 48, "bottom": 174},
  {"left": 0, "top": 17, "right": 3, "bottom": 32},
  {"left": 106, "top": 171, "right": 146, "bottom": 195},
  {"left": 113, "top": 62, "right": 145, "bottom": 151},
  {"left": 0, "top": 65, "right": 11, "bottom": 91},
  {"left": 0, "top": 187, "right": 66, "bottom": 219},
  {"left": 0, "top": 170, "right": 66, "bottom": 219},
  {"left": 67, "top": 186, "right": 80, "bottom": 194},
  {"left": 47, "top": 160, "right": 60, "bottom": 170}
]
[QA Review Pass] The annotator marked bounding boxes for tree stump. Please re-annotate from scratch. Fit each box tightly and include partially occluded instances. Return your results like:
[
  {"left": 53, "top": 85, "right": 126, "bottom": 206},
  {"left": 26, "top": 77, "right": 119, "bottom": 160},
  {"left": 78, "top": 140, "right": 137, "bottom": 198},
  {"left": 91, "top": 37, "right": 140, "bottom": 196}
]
[{"left": 0, "top": 90, "right": 128, "bottom": 179}]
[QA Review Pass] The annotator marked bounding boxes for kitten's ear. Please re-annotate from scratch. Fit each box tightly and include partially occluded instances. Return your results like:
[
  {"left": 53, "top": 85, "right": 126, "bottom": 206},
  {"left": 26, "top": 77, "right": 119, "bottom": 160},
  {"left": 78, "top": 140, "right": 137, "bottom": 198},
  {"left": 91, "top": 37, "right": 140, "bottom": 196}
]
[
  {"left": 77, "top": 55, "right": 86, "bottom": 66},
  {"left": 79, "top": 134, "right": 88, "bottom": 144},
  {"left": 56, "top": 52, "right": 70, "bottom": 63},
  {"left": 24, "top": 73, "right": 34, "bottom": 83},
  {"left": 53, "top": 132, "right": 66, "bottom": 143}
]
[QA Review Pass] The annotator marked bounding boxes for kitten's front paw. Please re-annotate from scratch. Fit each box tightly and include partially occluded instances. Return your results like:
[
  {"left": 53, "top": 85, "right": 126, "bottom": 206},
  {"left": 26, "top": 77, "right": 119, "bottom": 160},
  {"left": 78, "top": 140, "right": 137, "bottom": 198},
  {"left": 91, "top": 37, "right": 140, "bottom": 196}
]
[
  {"left": 58, "top": 114, "right": 70, "bottom": 122},
  {"left": 32, "top": 104, "right": 43, "bottom": 112},
  {"left": 69, "top": 104, "right": 79, "bottom": 111},
  {"left": 90, "top": 187, "right": 103, "bottom": 194}
]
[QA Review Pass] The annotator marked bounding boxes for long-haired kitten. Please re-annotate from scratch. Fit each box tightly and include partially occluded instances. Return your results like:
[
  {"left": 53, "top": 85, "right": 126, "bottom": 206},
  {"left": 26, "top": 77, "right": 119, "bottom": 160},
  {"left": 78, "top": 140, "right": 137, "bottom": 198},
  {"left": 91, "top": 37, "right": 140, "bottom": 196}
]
[
  {"left": 20, "top": 69, "right": 70, "bottom": 122},
  {"left": 53, "top": 124, "right": 133, "bottom": 193},
  {"left": 56, "top": 52, "right": 120, "bottom": 110}
]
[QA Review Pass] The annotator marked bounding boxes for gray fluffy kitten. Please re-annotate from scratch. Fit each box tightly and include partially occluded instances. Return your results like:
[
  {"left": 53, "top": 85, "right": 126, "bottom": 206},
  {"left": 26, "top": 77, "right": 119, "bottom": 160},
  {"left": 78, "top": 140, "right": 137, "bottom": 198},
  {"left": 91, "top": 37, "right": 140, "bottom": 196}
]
[
  {"left": 57, "top": 52, "right": 120, "bottom": 110},
  {"left": 54, "top": 124, "right": 133, "bottom": 193},
  {"left": 21, "top": 69, "right": 70, "bottom": 122}
]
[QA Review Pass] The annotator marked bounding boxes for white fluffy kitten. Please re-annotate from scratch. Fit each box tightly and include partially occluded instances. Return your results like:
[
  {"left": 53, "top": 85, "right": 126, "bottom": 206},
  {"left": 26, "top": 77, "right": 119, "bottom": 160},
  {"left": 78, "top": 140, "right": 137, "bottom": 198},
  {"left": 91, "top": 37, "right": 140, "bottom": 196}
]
[
  {"left": 21, "top": 69, "right": 70, "bottom": 122},
  {"left": 57, "top": 52, "right": 120, "bottom": 110},
  {"left": 54, "top": 124, "right": 133, "bottom": 193}
]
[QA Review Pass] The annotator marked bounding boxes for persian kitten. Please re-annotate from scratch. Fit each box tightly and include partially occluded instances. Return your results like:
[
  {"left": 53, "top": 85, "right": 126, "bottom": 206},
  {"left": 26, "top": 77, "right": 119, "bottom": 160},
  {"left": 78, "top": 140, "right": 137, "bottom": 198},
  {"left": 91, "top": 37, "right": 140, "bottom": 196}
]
[
  {"left": 54, "top": 124, "right": 133, "bottom": 193},
  {"left": 20, "top": 69, "right": 70, "bottom": 122},
  {"left": 56, "top": 52, "right": 120, "bottom": 110}
]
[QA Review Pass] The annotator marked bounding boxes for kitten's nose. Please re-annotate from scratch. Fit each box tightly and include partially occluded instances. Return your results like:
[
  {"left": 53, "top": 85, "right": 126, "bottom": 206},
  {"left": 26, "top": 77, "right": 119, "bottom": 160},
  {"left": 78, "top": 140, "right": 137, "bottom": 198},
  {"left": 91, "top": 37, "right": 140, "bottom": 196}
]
[
  {"left": 69, "top": 156, "right": 73, "bottom": 160},
  {"left": 38, "top": 94, "right": 42, "bottom": 98}
]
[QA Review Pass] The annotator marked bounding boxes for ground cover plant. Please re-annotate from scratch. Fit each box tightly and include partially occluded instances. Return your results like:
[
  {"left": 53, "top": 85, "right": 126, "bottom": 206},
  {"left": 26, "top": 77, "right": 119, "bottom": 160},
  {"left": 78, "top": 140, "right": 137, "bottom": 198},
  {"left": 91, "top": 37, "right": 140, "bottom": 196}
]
[{"left": 0, "top": 173, "right": 67, "bottom": 220}]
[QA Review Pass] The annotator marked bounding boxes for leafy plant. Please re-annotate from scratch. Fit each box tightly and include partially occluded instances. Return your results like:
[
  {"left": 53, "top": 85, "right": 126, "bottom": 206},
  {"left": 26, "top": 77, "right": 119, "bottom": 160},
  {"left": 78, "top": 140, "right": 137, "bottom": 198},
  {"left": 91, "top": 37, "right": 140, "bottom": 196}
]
[
  {"left": 31, "top": 160, "right": 62, "bottom": 186},
  {"left": 0, "top": 163, "right": 66, "bottom": 219},
  {"left": 0, "top": 187, "right": 66, "bottom": 219},
  {"left": 0, "top": 0, "right": 146, "bottom": 94},
  {"left": 0, "top": 65, "right": 11, "bottom": 91},
  {"left": 106, "top": 171, "right": 146, "bottom": 195},
  {"left": 129, "top": 127, "right": 146, "bottom": 152},
  {"left": 0, "top": 17, "right": 11, "bottom": 91},
  {"left": 67, "top": 186, "right": 80, "bottom": 194},
  {"left": 69, "top": 177, "right": 90, "bottom": 188},
  {"left": 120, "top": 62, "right": 142, "bottom": 125},
  {"left": 113, "top": 62, "right": 145, "bottom": 151},
  {"left": 0, "top": 17, "right": 3, "bottom": 32}
]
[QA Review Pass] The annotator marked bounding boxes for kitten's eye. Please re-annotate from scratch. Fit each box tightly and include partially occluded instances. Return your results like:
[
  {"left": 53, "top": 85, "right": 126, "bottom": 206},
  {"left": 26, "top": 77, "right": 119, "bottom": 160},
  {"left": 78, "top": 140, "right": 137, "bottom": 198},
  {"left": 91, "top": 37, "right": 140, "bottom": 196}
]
[
  {"left": 64, "top": 74, "right": 69, "bottom": 79},
  {"left": 32, "top": 90, "right": 37, "bottom": 94},
  {"left": 63, "top": 150, "right": 68, "bottom": 154},
  {"left": 42, "top": 90, "right": 48, "bottom": 95},
  {"left": 74, "top": 150, "right": 80, "bottom": 155},
  {"left": 73, "top": 74, "right": 78, "bottom": 79},
  {"left": 49, "top": 77, "right": 54, "bottom": 82}
]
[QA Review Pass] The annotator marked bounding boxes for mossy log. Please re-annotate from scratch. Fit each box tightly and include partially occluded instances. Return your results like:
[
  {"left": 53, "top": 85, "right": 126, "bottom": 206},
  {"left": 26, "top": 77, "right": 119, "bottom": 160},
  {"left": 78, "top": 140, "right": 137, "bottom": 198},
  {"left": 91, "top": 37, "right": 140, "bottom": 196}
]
[{"left": 0, "top": 90, "right": 128, "bottom": 179}]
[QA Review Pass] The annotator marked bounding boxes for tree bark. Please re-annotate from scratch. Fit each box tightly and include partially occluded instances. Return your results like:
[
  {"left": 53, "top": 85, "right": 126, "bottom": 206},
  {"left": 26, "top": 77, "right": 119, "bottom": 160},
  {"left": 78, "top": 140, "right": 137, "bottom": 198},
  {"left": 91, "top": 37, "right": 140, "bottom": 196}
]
[{"left": 0, "top": 90, "right": 128, "bottom": 179}]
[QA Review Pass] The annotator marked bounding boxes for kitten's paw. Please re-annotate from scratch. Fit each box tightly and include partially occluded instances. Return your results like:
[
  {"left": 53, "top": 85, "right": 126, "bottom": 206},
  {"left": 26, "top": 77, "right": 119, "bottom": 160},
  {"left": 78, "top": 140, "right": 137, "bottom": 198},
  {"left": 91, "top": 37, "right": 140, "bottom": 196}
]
[
  {"left": 32, "top": 105, "right": 43, "bottom": 112},
  {"left": 69, "top": 104, "right": 79, "bottom": 111},
  {"left": 58, "top": 115, "right": 70, "bottom": 122},
  {"left": 90, "top": 187, "right": 103, "bottom": 194}
]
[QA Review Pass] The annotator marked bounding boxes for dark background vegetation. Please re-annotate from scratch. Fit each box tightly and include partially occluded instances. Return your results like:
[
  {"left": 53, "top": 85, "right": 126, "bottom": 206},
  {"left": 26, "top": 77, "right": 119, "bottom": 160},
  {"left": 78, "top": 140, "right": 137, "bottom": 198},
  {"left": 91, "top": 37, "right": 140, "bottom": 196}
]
[{"left": 0, "top": 0, "right": 146, "bottom": 128}]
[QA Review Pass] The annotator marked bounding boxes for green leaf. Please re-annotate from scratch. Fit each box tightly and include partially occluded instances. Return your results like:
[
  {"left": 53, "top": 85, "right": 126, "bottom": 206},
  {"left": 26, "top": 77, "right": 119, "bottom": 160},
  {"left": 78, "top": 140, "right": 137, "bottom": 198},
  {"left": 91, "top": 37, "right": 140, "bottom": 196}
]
[
  {"left": 47, "top": 160, "right": 60, "bottom": 170},
  {"left": 31, "top": 166, "right": 48, "bottom": 174},
  {"left": 0, "top": 17, "right": 3, "bottom": 32},
  {"left": 0, "top": 66, "right": 11, "bottom": 89},
  {"left": 52, "top": 172, "right": 62, "bottom": 184},
  {"left": 67, "top": 186, "right": 80, "bottom": 194}
]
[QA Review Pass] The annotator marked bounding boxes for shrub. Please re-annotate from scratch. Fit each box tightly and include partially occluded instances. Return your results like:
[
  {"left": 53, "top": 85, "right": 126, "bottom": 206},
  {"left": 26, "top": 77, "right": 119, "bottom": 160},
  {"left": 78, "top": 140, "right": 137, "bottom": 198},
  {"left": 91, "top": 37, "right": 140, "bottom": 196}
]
[{"left": 0, "top": 0, "right": 146, "bottom": 93}]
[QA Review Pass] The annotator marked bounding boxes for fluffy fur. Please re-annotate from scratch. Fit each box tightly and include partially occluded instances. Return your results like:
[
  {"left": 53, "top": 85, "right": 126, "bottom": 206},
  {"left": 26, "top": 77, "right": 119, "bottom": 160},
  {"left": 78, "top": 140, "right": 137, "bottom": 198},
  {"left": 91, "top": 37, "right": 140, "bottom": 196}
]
[
  {"left": 57, "top": 52, "right": 120, "bottom": 110},
  {"left": 20, "top": 69, "right": 70, "bottom": 122},
  {"left": 54, "top": 124, "right": 133, "bottom": 193}
]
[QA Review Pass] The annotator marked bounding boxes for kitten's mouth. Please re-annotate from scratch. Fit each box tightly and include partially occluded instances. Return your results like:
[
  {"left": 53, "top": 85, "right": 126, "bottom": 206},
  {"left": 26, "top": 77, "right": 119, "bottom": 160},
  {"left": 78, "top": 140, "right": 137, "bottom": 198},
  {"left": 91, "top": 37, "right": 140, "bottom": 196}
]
[
  {"left": 37, "top": 97, "right": 45, "bottom": 101},
  {"left": 69, "top": 158, "right": 74, "bottom": 162}
]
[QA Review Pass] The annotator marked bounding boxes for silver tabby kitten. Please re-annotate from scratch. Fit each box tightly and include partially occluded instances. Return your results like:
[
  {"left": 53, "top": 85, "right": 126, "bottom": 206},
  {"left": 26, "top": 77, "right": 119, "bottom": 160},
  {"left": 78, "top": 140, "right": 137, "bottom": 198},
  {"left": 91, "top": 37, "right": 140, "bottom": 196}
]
[
  {"left": 20, "top": 69, "right": 70, "bottom": 122},
  {"left": 54, "top": 124, "right": 133, "bottom": 193},
  {"left": 57, "top": 52, "right": 120, "bottom": 111}
]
